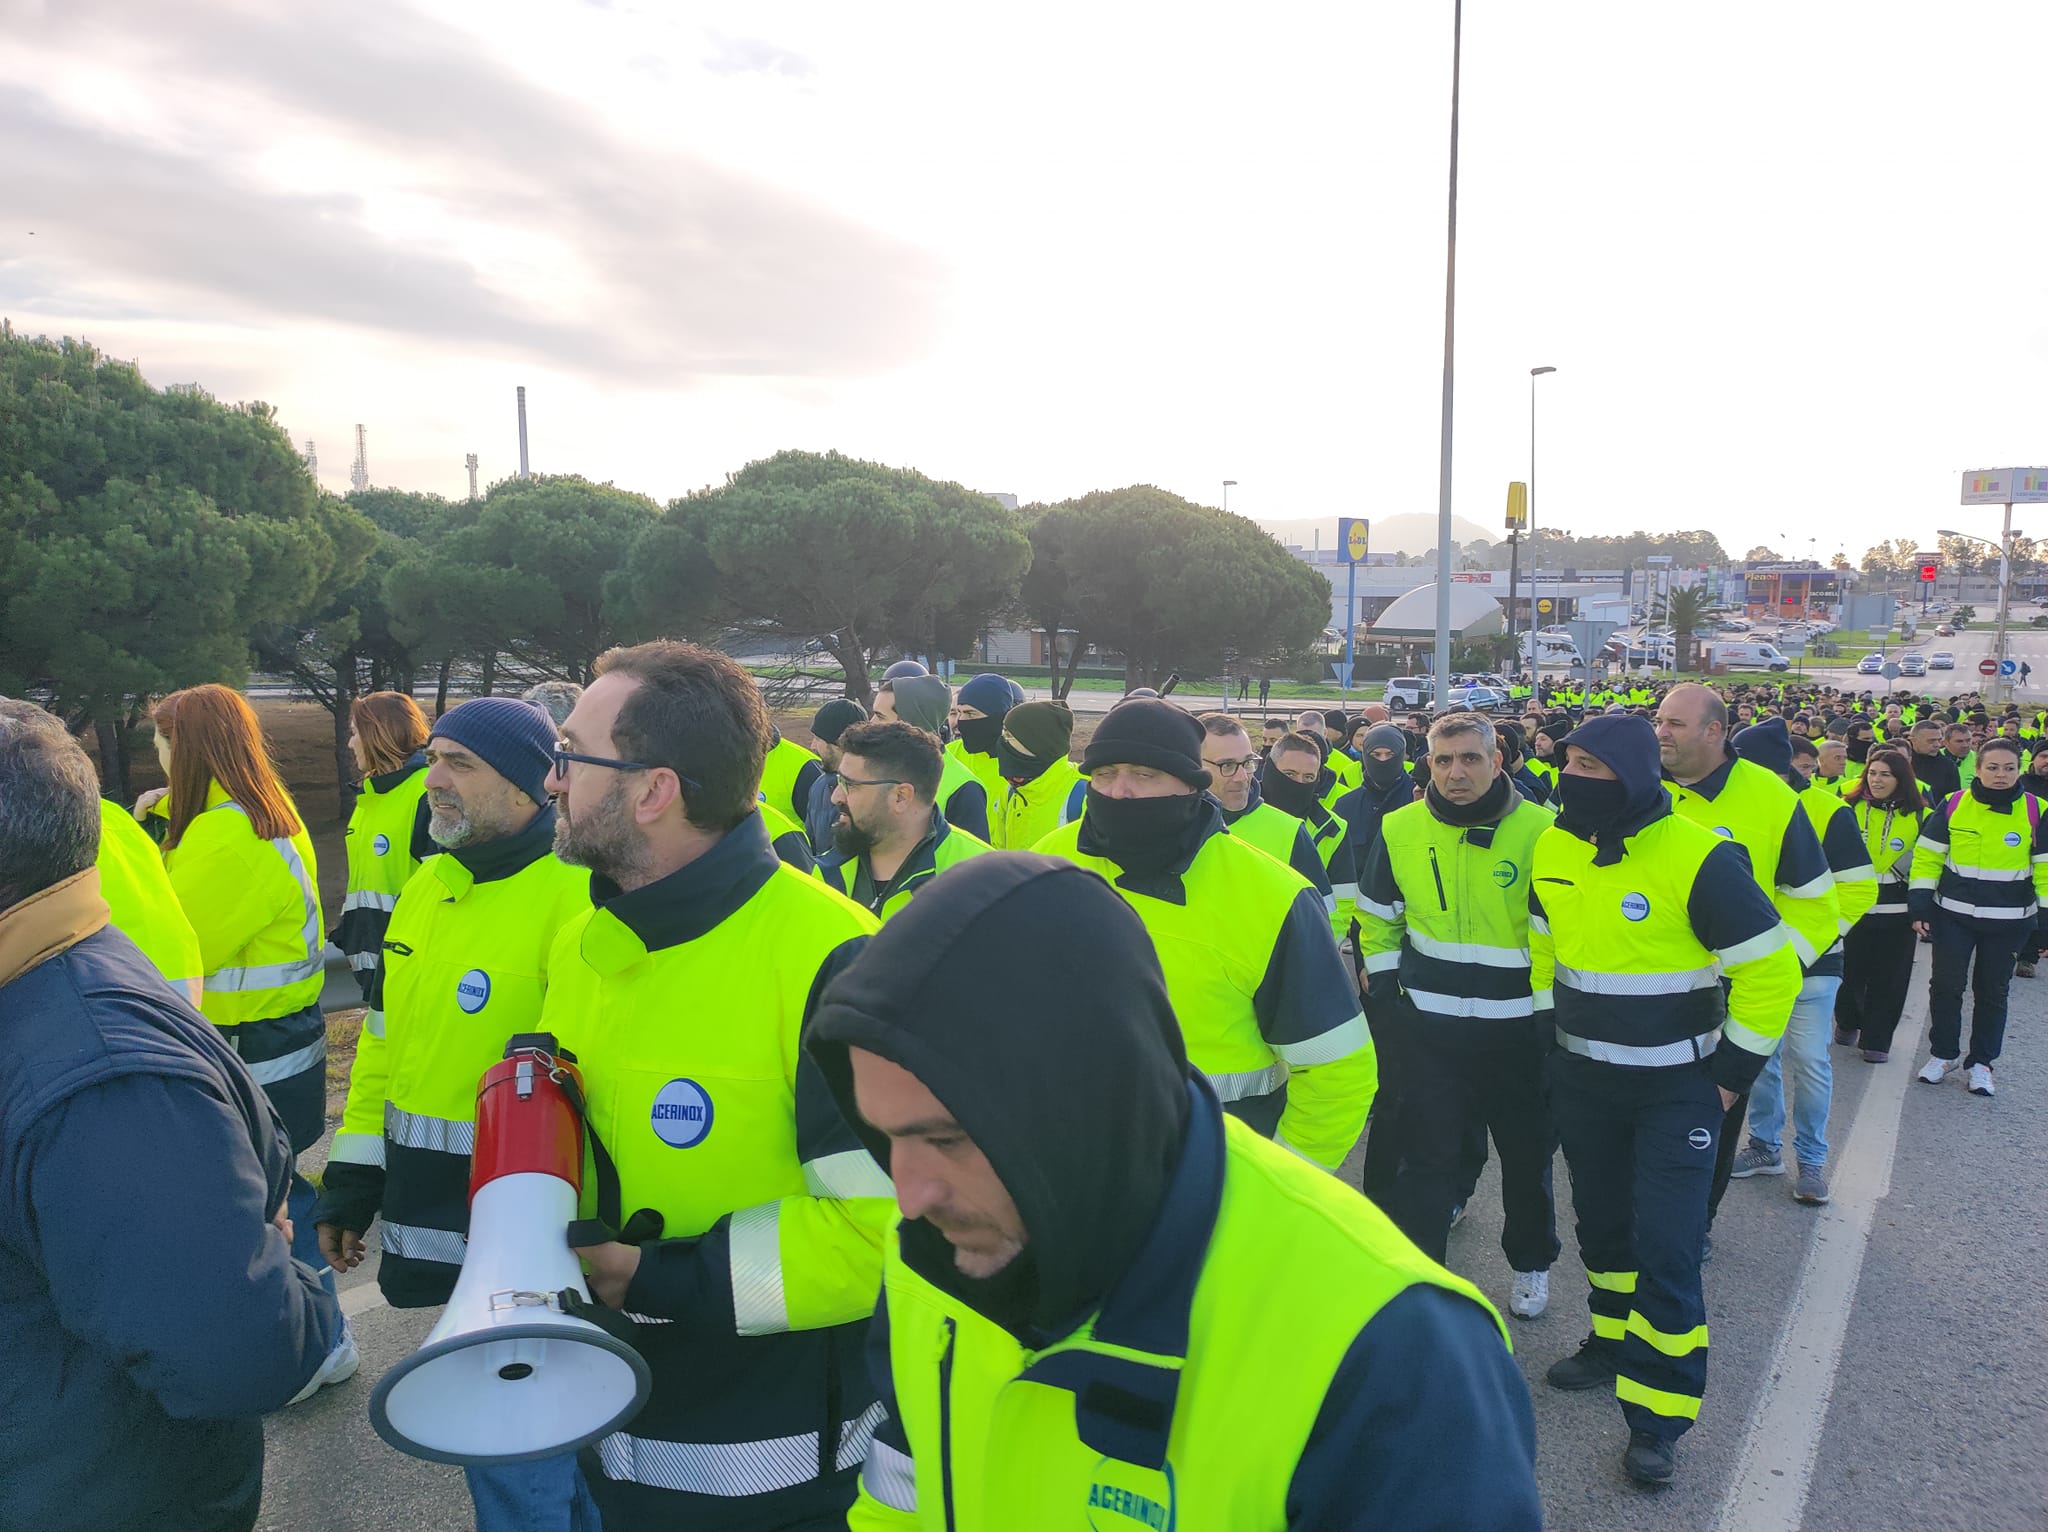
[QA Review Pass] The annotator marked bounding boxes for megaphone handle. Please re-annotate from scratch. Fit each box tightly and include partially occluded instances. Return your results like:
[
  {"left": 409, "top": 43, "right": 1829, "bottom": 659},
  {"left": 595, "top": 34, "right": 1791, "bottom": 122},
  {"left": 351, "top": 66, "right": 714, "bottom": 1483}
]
[{"left": 550, "top": 1067, "right": 624, "bottom": 1234}]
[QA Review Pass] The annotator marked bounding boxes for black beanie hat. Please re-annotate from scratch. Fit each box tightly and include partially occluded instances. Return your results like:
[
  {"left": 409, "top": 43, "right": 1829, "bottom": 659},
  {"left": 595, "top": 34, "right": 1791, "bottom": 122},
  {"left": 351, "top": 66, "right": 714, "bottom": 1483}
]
[
  {"left": 1082, "top": 698, "right": 1212, "bottom": 790},
  {"left": 430, "top": 697, "right": 556, "bottom": 806},
  {"left": 811, "top": 698, "right": 868, "bottom": 747},
  {"left": 1322, "top": 709, "right": 1348, "bottom": 733}
]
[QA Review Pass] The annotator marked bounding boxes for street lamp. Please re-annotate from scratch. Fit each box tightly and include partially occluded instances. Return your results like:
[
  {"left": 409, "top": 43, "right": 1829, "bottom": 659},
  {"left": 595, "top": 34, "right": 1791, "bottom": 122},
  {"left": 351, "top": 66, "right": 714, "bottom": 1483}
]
[
  {"left": 1222, "top": 479, "right": 1237, "bottom": 514},
  {"left": 1526, "top": 366, "right": 1557, "bottom": 690},
  {"left": 1937, "top": 526, "right": 2020, "bottom": 700}
]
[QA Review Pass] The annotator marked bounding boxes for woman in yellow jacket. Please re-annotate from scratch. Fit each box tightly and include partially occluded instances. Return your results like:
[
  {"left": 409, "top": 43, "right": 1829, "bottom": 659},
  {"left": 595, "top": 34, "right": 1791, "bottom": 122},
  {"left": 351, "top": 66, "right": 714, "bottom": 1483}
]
[
  {"left": 335, "top": 690, "right": 431, "bottom": 1000},
  {"left": 1832, "top": 747, "right": 1926, "bottom": 1063},
  {"left": 149, "top": 686, "right": 340, "bottom": 1304}
]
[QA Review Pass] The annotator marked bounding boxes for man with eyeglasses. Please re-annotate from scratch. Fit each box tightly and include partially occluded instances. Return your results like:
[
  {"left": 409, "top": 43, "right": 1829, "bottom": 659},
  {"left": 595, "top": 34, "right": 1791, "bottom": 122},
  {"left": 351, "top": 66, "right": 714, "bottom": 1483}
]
[
  {"left": 313, "top": 696, "right": 595, "bottom": 1529},
  {"left": 538, "top": 641, "right": 893, "bottom": 1530},
  {"left": 818, "top": 720, "right": 990, "bottom": 921},
  {"left": 1036, "top": 699, "right": 1376, "bottom": 1170},
  {"left": 1197, "top": 715, "right": 1348, "bottom": 947}
]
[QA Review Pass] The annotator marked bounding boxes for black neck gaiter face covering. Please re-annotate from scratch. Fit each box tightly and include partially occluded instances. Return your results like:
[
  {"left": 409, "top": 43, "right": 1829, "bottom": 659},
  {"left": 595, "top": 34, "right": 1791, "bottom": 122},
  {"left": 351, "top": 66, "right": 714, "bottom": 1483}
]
[
  {"left": 1257, "top": 765, "right": 1322, "bottom": 819},
  {"left": 998, "top": 739, "right": 1052, "bottom": 783},
  {"left": 1363, "top": 753, "right": 1409, "bottom": 793},
  {"left": 958, "top": 716, "right": 1003, "bottom": 758},
  {"left": 1081, "top": 788, "right": 1206, "bottom": 881},
  {"left": 1972, "top": 775, "right": 2024, "bottom": 812},
  {"left": 1848, "top": 737, "right": 1873, "bottom": 764},
  {"left": 1555, "top": 772, "right": 1630, "bottom": 840},
  {"left": 1426, "top": 771, "right": 1513, "bottom": 828}
]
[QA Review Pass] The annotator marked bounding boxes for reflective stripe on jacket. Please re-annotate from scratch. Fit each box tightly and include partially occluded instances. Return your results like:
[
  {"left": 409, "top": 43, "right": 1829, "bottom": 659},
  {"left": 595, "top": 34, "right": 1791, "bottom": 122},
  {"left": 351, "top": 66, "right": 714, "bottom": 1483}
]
[{"left": 336, "top": 757, "right": 428, "bottom": 993}]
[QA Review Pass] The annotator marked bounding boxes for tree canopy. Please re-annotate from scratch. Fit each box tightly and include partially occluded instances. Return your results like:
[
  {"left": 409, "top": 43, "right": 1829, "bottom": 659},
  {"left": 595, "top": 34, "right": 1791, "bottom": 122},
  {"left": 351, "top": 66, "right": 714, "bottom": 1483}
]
[
  {"left": 626, "top": 450, "right": 1031, "bottom": 706},
  {"left": 0, "top": 330, "right": 371, "bottom": 794},
  {"left": 1016, "top": 486, "right": 1332, "bottom": 695}
]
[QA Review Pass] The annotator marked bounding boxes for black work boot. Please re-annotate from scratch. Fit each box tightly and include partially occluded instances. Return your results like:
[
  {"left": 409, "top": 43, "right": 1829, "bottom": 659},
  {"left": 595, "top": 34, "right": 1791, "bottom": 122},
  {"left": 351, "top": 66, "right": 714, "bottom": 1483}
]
[
  {"left": 1623, "top": 1430, "right": 1677, "bottom": 1486},
  {"left": 1545, "top": 1334, "right": 1620, "bottom": 1391}
]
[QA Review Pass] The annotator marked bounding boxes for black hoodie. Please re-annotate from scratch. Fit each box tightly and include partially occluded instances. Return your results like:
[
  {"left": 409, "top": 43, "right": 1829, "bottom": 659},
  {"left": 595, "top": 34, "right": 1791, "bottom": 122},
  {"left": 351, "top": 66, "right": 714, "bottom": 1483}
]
[
  {"left": 807, "top": 854, "right": 1190, "bottom": 1338},
  {"left": 805, "top": 856, "right": 1543, "bottom": 1528}
]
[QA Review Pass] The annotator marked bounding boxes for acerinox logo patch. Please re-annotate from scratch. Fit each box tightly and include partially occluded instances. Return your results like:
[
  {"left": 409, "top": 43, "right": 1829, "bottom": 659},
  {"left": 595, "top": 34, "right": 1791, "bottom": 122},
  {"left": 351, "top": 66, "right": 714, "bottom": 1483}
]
[
  {"left": 1492, "top": 859, "right": 1518, "bottom": 888},
  {"left": 1620, "top": 892, "right": 1651, "bottom": 922},
  {"left": 1688, "top": 1128, "right": 1713, "bottom": 1150},
  {"left": 650, "top": 1079, "right": 715, "bottom": 1149},
  {"left": 455, "top": 969, "right": 491, "bottom": 1013}
]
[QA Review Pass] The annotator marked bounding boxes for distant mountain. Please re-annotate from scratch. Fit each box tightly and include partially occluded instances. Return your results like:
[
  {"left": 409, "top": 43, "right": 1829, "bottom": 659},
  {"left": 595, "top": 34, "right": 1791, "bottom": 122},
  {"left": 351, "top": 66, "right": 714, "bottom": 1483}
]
[{"left": 1256, "top": 512, "right": 1498, "bottom": 557}]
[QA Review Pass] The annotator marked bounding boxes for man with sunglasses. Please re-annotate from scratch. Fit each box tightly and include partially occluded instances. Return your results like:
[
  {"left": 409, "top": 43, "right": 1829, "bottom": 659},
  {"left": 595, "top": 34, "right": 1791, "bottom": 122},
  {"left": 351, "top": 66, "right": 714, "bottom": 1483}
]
[
  {"left": 1197, "top": 715, "right": 1343, "bottom": 938},
  {"left": 313, "top": 696, "right": 595, "bottom": 1530},
  {"left": 817, "top": 720, "right": 990, "bottom": 921},
  {"left": 540, "top": 641, "right": 892, "bottom": 1531}
]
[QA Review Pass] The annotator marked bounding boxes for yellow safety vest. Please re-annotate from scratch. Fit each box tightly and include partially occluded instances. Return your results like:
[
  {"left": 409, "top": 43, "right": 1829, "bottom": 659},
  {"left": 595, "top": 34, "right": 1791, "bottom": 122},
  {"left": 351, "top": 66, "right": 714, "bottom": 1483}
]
[
  {"left": 95, "top": 798, "right": 201, "bottom": 998},
  {"left": 336, "top": 758, "right": 428, "bottom": 990}
]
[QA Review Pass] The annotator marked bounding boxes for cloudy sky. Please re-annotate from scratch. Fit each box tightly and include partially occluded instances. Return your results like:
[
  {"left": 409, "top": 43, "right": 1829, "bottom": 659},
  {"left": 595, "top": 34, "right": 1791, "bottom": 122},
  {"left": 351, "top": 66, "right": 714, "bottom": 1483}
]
[{"left": 4, "top": 1, "right": 2044, "bottom": 559}]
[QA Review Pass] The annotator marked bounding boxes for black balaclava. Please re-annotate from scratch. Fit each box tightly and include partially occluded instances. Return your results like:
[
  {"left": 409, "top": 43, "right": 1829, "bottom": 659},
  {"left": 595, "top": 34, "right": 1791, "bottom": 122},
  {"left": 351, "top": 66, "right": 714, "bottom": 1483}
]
[
  {"left": 1360, "top": 723, "right": 1411, "bottom": 794},
  {"left": 807, "top": 855, "right": 1191, "bottom": 1339},
  {"left": 1556, "top": 714, "right": 1670, "bottom": 865},
  {"left": 954, "top": 673, "right": 1014, "bottom": 759}
]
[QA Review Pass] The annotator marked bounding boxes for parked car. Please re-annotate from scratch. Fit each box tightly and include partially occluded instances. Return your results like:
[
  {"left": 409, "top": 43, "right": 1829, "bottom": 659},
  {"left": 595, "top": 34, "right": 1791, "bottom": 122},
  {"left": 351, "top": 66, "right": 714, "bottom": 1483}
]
[
  {"left": 1384, "top": 676, "right": 1433, "bottom": 711},
  {"left": 1857, "top": 653, "right": 1886, "bottom": 675},
  {"left": 1899, "top": 652, "right": 1929, "bottom": 676},
  {"left": 1930, "top": 651, "right": 1956, "bottom": 670}
]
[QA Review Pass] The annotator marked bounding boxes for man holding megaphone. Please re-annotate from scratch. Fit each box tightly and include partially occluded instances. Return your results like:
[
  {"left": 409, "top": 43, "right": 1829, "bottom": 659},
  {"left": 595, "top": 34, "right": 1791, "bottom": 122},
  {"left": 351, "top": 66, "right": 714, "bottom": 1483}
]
[
  {"left": 540, "top": 641, "right": 893, "bottom": 1531},
  {"left": 314, "top": 696, "right": 596, "bottom": 1528}
]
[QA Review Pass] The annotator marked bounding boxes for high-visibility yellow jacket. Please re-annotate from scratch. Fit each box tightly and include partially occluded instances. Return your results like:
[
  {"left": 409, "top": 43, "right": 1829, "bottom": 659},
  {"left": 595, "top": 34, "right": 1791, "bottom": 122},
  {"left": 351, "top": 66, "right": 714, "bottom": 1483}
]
[
  {"left": 1909, "top": 788, "right": 2048, "bottom": 925},
  {"left": 1851, "top": 797, "right": 1924, "bottom": 918},
  {"left": 1794, "top": 783, "right": 1878, "bottom": 968},
  {"left": 819, "top": 809, "right": 992, "bottom": 921},
  {"left": 1665, "top": 755, "right": 1838, "bottom": 973},
  {"left": 849, "top": 1098, "right": 1532, "bottom": 1532},
  {"left": 1034, "top": 811, "right": 1375, "bottom": 1169},
  {"left": 541, "top": 814, "right": 892, "bottom": 1523},
  {"left": 335, "top": 755, "right": 428, "bottom": 998},
  {"left": 95, "top": 797, "right": 201, "bottom": 1002},
  {"left": 161, "top": 780, "right": 328, "bottom": 1149},
  {"left": 995, "top": 756, "right": 1086, "bottom": 850},
  {"left": 320, "top": 809, "right": 590, "bottom": 1306},
  {"left": 763, "top": 732, "right": 824, "bottom": 823},
  {"left": 1223, "top": 798, "right": 1354, "bottom": 948},
  {"left": 1529, "top": 810, "right": 1799, "bottom": 1093},
  {"left": 1360, "top": 795, "right": 1554, "bottom": 1019}
]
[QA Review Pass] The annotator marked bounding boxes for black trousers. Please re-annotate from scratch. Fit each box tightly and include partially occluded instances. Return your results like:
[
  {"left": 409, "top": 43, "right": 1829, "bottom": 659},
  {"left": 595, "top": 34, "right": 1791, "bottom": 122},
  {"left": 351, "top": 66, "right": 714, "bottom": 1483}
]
[
  {"left": 1387, "top": 1013, "right": 1560, "bottom": 1273},
  {"left": 1550, "top": 1050, "right": 1721, "bottom": 1441},
  {"left": 1928, "top": 913, "right": 2030, "bottom": 1067},
  {"left": 1358, "top": 991, "right": 1411, "bottom": 1207},
  {"left": 1836, "top": 914, "right": 1918, "bottom": 1054},
  {"left": 1705, "top": 1091, "right": 1747, "bottom": 1224}
]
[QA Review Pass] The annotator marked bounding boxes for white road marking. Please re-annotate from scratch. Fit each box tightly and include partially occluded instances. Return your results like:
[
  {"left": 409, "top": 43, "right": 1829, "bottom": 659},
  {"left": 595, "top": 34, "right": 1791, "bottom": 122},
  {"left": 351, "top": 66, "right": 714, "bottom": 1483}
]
[{"left": 1713, "top": 962, "right": 1930, "bottom": 1532}]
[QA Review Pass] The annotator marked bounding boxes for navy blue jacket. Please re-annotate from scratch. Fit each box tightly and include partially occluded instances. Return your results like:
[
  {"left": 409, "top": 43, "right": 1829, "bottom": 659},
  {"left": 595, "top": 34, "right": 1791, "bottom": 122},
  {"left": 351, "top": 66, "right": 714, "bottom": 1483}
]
[{"left": 0, "top": 924, "right": 340, "bottom": 1532}]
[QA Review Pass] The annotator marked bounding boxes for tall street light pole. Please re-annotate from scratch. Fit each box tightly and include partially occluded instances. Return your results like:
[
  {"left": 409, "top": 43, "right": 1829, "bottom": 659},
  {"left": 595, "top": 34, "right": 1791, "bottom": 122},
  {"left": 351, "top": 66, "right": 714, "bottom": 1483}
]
[
  {"left": 1939, "top": 524, "right": 2019, "bottom": 702},
  {"left": 1528, "top": 366, "right": 1556, "bottom": 692},
  {"left": 1430, "top": 0, "right": 1465, "bottom": 703},
  {"left": 1222, "top": 479, "right": 1237, "bottom": 515}
]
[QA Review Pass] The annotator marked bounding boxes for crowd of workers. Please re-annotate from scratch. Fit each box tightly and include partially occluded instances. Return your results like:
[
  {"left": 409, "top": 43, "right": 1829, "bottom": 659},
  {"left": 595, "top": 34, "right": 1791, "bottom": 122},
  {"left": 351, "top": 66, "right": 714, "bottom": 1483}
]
[{"left": 2, "top": 652, "right": 2042, "bottom": 1531}]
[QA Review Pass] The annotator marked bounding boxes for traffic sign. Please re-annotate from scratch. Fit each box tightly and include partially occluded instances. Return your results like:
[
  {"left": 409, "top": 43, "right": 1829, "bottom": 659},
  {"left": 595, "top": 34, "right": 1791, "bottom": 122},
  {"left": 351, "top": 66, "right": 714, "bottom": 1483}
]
[
  {"left": 2001, "top": 658, "right": 2018, "bottom": 677},
  {"left": 1979, "top": 658, "right": 2000, "bottom": 676},
  {"left": 1882, "top": 662, "right": 1901, "bottom": 680}
]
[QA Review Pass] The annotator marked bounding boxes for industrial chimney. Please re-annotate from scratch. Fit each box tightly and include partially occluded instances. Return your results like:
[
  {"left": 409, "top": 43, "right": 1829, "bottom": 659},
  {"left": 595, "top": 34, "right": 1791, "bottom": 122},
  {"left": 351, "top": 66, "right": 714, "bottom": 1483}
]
[{"left": 516, "top": 386, "right": 530, "bottom": 479}]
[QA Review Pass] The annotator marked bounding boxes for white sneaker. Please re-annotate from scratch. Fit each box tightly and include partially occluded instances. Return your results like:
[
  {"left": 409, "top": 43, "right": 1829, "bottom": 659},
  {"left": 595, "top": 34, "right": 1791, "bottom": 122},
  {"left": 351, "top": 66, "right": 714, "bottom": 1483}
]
[
  {"left": 1968, "top": 1064, "right": 1996, "bottom": 1097},
  {"left": 285, "top": 1319, "right": 359, "bottom": 1407},
  {"left": 1916, "top": 1056, "right": 1958, "bottom": 1085},
  {"left": 1509, "top": 1269, "right": 1550, "bottom": 1320}
]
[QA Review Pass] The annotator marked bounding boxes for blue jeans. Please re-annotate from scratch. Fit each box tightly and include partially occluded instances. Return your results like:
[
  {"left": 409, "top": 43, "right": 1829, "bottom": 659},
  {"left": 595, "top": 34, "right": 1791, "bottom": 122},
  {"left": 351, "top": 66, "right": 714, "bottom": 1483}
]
[
  {"left": 465, "top": 1455, "right": 601, "bottom": 1532},
  {"left": 1748, "top": 974, "right": 1841, "bottom": 1167},
  {"left": 288, "top": 1168, "right": 337, "bottom": 1298}
]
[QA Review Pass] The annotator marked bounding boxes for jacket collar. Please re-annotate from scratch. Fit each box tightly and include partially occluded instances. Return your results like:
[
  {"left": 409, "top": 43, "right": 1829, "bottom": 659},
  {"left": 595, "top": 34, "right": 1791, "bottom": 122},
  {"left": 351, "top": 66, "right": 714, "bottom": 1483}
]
[
  {"left": 582, "top": 811, "right": 780, "bottom": 965},
  {"left": 0, "top": 868, "right": 110, "bottom": 989},
  {"left": 1013, "top": 1077, "right": 1222, "bottom": 1471},
  {"left": 438, "top": 804, "right": 559, "bottom": 893},
  {"left": 820, "top": 808, "right": 951, "bottom": 911},
  {"left": 367, "top": 751, "right": 427, "bottom": 795},
  {"left": 1664, "top": 750, "right": 1737, "bottom": 800}
]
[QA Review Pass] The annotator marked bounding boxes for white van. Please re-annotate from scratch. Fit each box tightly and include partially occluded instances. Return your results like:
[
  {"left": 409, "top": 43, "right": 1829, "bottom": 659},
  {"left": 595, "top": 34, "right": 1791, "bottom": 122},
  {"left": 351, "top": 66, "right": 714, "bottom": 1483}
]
[
  {"left": 1519, "top": 632, "right": 1584, "bottom": 668},
  {"left": 1704, "top": 640, "right": 1791, "bottom": 673}
]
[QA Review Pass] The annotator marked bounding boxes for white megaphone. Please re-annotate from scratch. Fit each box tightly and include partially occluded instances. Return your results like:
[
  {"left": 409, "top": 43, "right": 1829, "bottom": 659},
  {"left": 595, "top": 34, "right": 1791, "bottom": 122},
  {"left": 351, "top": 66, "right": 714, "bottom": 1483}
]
[{"left": 369, "top": 1038, "right": 652, "bottom": 1464}]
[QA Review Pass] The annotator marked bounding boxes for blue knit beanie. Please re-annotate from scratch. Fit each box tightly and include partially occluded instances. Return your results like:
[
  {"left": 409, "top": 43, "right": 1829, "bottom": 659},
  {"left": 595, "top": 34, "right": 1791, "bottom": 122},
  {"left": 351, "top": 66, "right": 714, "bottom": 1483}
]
[
  {"left": 957, "top": 673, "right": 1015, "bottom": 720},
  {"left": 431, "top": 697, "right": 557, "bottom": 805}
]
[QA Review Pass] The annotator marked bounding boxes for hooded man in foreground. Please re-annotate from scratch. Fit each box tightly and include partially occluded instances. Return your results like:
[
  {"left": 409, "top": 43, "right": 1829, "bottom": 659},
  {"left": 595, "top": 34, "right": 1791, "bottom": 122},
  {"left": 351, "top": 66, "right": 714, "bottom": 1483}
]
[{"left": 808, "top": 853, "right": 1541, "bottom": 1531}]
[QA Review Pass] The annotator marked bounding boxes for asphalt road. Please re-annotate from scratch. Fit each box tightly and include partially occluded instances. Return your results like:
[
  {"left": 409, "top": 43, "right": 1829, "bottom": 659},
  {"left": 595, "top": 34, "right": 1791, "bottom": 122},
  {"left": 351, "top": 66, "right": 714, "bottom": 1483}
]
[{"left": 262, "top": 945, "right": 2047, "bottom": 1531}]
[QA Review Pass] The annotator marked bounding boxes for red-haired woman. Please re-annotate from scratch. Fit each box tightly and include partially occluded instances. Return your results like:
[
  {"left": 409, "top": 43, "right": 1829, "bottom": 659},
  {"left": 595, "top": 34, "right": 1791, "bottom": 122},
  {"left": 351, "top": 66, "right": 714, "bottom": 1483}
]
[
  {"left": 150, "top": 685, "right": 356, "bottom": 1396},
  {"left": 336, "top": 691, "right": 431, "bottom": 1000}
]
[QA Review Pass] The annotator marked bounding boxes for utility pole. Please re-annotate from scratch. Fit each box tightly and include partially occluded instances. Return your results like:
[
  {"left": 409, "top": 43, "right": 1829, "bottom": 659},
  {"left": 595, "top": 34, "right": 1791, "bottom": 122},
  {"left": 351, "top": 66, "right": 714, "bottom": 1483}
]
[
  {"left": 465, "top": 453, "right": 480, "bottom": 500},
  {"left": 1430, "top": 0, "right": 1465, "bottom": 700}
]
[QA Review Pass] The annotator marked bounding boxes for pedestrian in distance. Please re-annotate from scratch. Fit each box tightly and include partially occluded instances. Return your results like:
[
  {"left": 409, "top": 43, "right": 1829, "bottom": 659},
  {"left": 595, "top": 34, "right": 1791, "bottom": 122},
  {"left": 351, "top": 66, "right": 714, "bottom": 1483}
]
[
  {"left": 809, "top": 853, "right": 1544, "bottom": 1530},
  {"left": 0, "top": 698, "right": 342, "bottom": 1532},
  {"left": 1909, "top": 736, "right": 2048, "bottom": 1096}
]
